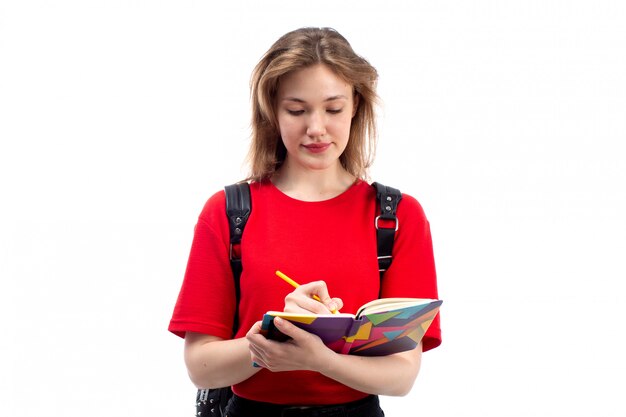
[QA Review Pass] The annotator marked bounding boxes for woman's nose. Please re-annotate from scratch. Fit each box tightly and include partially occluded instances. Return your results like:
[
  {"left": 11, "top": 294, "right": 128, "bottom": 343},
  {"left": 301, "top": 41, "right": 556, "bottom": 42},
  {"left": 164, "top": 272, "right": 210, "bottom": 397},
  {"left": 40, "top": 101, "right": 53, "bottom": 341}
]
[{"left": 306, "top": 112, "right": 326, "bottom": 137}]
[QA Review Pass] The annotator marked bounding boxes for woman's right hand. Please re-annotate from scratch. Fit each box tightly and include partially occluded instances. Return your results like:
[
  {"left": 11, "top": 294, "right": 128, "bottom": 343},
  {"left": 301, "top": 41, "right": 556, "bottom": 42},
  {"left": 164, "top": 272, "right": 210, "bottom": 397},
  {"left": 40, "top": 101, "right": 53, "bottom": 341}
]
[{"left": 283, "top": 281, "right": 343, "bottom": 314}]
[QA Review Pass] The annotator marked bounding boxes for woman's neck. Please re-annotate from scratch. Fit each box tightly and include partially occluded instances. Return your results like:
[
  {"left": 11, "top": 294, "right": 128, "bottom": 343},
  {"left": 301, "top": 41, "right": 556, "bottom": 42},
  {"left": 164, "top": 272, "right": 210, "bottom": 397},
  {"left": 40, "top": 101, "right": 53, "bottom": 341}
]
[{"left": 271, "top": 162, "right": 357, "bottom": 202}]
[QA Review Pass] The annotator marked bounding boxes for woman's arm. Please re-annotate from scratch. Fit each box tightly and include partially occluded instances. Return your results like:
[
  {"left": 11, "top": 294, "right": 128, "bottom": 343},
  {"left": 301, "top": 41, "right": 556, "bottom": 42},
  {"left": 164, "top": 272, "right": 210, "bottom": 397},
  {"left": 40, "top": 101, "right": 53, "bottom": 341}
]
[
  {"left": 184, "top": 332, "right": 261, "bottom": 389},
  {"left": 246, "top": 317, "right": 422, "bottom": 396},
  {"left": 183, "top": 279, "right": 342, "bottom": 389},
  {"left": 319, "top": 341, "right": 422, "bottom": 396}
]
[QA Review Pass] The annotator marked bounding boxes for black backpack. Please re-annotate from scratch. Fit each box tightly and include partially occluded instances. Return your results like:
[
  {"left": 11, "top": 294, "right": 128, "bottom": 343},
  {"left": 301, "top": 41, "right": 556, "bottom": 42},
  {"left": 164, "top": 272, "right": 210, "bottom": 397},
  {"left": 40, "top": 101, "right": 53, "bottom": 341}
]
[{"left": 195, "top": 181, "right": 402, "bottom": 416}]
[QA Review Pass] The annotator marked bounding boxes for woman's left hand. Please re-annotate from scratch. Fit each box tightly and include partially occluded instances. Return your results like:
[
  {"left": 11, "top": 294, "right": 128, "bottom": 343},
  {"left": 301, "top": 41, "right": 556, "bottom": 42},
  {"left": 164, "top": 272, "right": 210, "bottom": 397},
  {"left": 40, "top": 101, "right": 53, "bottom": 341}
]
[{"left": 246, "top": 317, "right": 333, "bottom": 373}]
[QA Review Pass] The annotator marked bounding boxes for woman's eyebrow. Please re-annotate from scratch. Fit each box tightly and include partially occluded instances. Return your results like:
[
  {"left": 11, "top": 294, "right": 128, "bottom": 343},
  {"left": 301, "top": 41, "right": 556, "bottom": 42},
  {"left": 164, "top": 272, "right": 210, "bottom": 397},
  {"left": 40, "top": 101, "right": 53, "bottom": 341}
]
[{"left": 282, "top": 95, "right": 348, "bottom": 103}]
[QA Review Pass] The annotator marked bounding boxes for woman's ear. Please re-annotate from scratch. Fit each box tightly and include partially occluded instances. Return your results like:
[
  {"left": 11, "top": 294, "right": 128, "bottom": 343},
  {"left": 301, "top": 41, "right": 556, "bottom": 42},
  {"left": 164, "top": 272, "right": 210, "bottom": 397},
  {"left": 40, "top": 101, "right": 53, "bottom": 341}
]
[{"left": 352, "top": 93, "right": 360, "bottom": 118}]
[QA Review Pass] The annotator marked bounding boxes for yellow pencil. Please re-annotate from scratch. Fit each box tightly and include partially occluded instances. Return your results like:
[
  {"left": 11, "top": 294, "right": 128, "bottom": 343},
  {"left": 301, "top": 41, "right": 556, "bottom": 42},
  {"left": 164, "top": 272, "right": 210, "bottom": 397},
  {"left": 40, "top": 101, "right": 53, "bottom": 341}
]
[{"left": 275, "top": 270, "right": 338, "bottom": 313}]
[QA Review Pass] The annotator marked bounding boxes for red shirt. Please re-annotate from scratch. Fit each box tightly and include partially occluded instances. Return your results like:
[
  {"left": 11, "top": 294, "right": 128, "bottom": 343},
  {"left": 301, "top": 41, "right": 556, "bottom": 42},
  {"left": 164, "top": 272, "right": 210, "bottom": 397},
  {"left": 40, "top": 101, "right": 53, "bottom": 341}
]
[{"left": 169, "top": 179, "right": 441, "bottom": 404}]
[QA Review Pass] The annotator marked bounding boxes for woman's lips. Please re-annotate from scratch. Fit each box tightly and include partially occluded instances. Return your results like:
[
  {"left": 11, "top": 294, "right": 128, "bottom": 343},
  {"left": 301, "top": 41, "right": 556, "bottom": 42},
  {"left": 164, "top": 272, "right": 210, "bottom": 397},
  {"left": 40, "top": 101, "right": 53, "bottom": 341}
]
[{"left": 302, "top": 143, "right": 331, "bottom": 153}]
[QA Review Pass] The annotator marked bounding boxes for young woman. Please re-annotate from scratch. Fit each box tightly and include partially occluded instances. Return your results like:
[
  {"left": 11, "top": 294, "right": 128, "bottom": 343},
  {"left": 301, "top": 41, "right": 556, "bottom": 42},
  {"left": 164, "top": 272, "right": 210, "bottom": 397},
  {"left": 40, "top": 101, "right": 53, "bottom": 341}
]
[{"left": 169, "top": 27, "right": 441, "bottom": 416}]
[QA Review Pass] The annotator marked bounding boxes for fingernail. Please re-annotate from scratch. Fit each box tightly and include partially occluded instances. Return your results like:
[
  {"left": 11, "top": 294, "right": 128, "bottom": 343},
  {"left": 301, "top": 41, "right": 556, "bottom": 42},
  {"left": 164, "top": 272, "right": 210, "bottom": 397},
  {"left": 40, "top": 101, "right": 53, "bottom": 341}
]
[
  {"left": 328, "top": 303, "right": 337, "bottom": 312},
  {"left": 252, "top": 361, "right": 260, "bottom": 368},
  {"left": 274, "top": 317, "right": 282, "bottom": 325}
]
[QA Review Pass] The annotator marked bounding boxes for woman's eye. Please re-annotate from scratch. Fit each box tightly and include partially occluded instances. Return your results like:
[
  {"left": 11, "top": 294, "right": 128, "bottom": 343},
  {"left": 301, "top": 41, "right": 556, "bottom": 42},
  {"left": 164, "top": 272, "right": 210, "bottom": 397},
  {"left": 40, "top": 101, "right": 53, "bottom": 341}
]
[
  {"left": 327, "top": 109, "right": 343, "bottom": 114},
  {"left": 287, "top": 110, "right": 304, "bottom": 116}
]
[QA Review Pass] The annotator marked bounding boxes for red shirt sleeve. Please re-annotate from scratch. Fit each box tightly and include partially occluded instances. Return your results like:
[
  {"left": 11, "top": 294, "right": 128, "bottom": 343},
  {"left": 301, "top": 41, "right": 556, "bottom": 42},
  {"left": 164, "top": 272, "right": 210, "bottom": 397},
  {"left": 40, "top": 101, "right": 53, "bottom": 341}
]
[{"left": 168, "top": 191, "right": 237, "bottom": 340}]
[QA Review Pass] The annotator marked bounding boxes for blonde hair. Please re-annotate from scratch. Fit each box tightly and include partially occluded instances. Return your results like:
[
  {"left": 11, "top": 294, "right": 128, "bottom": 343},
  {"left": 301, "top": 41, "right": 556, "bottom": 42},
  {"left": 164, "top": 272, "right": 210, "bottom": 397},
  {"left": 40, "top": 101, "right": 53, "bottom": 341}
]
[{"left": 246, "top": 27, "right": 379, "bottom": 181}]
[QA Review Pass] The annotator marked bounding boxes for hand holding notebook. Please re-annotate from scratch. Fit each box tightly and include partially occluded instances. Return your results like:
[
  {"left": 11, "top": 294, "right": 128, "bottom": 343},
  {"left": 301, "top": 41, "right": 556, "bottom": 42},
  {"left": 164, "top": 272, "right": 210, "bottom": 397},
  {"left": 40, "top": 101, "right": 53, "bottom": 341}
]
[{"left": 261, "top": 297, "right": 442, "bottom": 357}]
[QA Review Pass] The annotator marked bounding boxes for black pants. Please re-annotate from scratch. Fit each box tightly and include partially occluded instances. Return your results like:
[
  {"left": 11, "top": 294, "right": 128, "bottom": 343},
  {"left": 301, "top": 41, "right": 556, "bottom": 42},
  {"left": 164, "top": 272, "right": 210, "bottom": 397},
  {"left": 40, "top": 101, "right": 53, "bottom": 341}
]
[{"left": 224, "top": 394, "right": 384, "bottom": 417}]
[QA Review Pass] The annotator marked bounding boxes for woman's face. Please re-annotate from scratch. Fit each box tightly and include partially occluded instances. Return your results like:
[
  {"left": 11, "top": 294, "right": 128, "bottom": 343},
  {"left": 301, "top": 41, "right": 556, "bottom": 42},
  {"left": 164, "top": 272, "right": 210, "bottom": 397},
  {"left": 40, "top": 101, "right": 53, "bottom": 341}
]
[{"left": 275, "top": 64, "right": 357, "bottom": 174}]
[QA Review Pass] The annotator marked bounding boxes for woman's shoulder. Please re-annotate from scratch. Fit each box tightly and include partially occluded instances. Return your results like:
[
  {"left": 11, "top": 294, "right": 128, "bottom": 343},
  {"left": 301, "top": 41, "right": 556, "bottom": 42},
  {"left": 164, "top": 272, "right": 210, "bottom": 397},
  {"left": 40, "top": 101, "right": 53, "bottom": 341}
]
[
  {"left": 395, "top": 191, "right": 432, "bottom": 238},
  {"left": 367, "top": 181, "right": 428, "bottom": 217},
  {"left": 199, "top": 180, "right": 256, "bottom": 213},
  {"left": 201, "top": 188, "right": 226, "bottom": 209},
  {"left": 398, "top": 192, "right": 427, "bottom": 217},
  {"left": 197, "top": 180, "right": 258, "bottom": 224},
  {"left": 197, "top": 188, "right": 228, "bottom": 227}
]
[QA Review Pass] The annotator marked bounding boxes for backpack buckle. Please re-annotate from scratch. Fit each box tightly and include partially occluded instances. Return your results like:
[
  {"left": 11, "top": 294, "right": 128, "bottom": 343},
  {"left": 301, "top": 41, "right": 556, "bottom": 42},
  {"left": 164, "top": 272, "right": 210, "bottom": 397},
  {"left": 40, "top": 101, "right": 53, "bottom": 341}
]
[
  {"left": 229, "top": 243, "right": 242, "bottom": 261},
  {"left": 377, "top": 255, "right": 392, "bottom": 272},
  {"left": 375, "top": 215, "right": 399, "bottom": 231}
]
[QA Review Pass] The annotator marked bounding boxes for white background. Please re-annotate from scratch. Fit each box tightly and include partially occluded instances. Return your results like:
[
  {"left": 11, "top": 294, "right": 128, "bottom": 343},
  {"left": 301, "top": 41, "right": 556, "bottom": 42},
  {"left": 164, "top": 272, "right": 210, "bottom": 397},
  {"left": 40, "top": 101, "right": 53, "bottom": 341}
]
[{"left": 1, "top": 1, "right": 625, "bottom": 416}]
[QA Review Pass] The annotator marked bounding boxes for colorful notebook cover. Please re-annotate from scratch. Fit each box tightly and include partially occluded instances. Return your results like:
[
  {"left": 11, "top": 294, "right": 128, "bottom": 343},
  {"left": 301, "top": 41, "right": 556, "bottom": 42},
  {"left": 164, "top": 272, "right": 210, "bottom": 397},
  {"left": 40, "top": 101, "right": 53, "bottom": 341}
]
[{"left": 260, "top": 298, "right": 442, "bottom": 356}]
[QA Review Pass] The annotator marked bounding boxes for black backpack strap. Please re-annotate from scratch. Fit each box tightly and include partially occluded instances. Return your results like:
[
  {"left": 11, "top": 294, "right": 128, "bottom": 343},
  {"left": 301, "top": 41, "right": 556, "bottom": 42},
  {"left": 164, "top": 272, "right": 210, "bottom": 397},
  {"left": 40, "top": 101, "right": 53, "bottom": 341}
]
[
  {"left": 372, "top": 182, "right": 402, "bottom": 287},
  {"left": 224, "top": 182, "right": 251, "bottom": 335}
]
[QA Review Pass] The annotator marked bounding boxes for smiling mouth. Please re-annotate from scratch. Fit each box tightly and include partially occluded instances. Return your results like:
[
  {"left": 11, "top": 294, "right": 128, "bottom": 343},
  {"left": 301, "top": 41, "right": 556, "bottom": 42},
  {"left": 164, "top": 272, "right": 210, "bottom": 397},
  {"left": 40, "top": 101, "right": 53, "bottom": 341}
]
[{"left": 302, "top": 143, "right": 331, "bottom": 153}]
